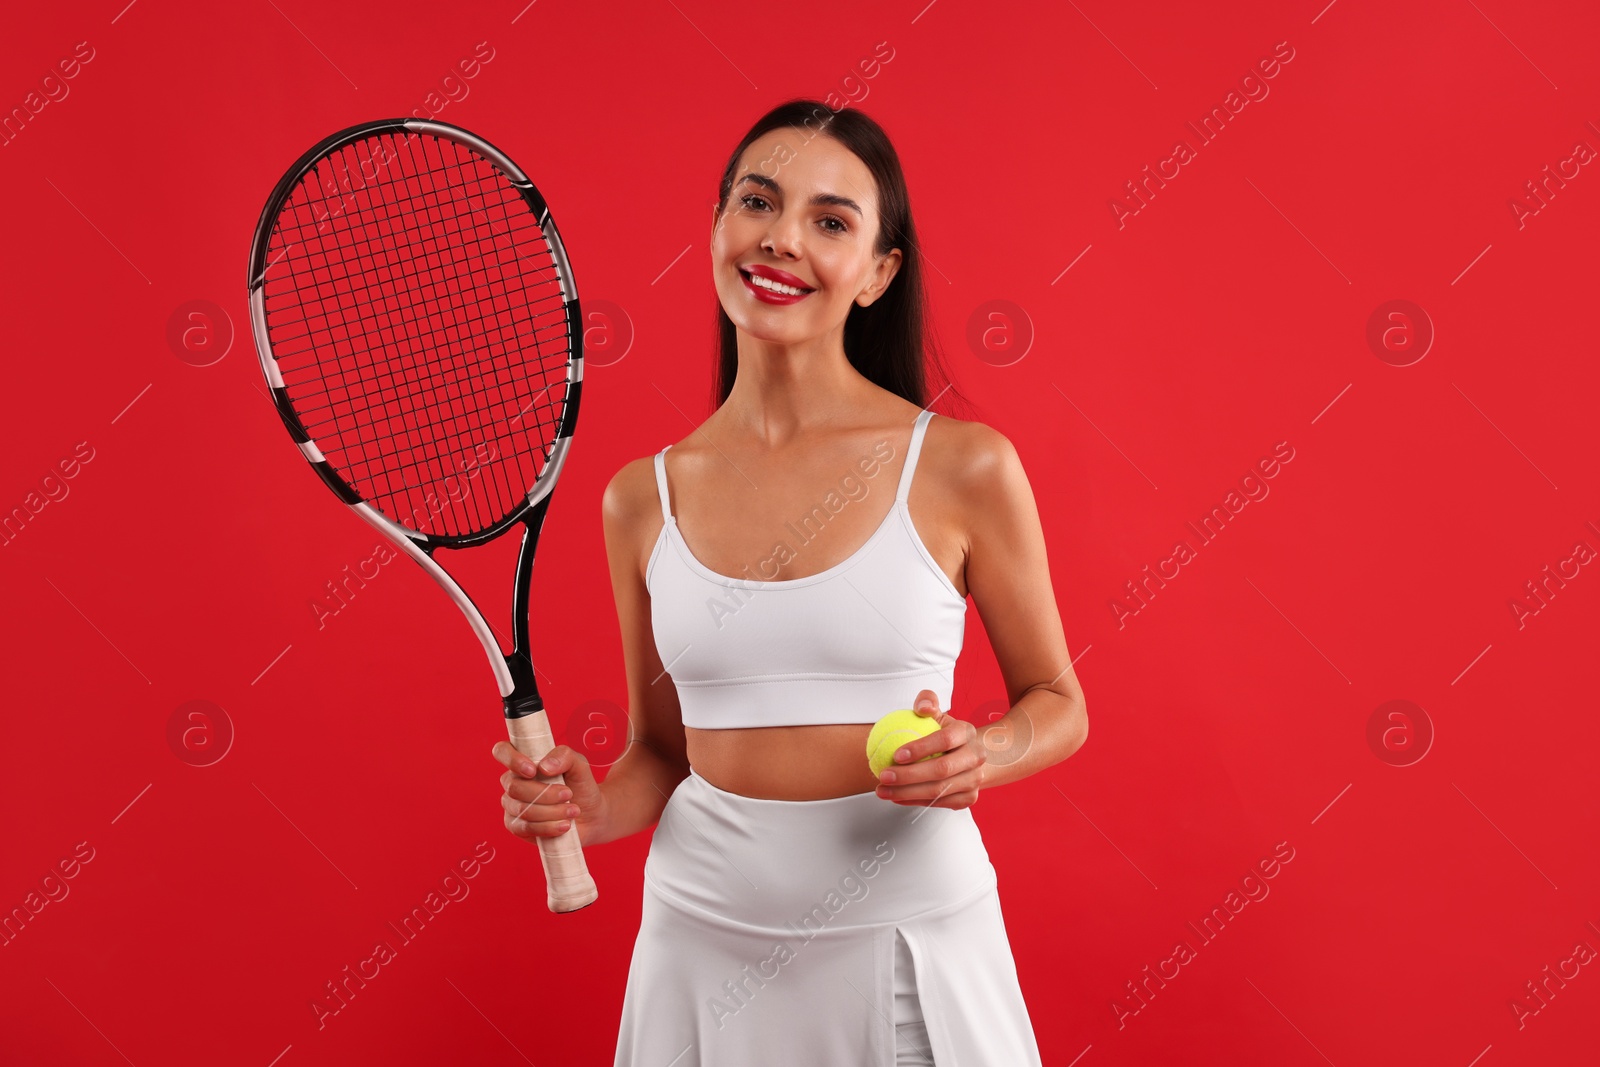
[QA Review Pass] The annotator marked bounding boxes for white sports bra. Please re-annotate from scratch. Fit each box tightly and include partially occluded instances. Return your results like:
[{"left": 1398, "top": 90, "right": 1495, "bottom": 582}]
[{"left": 646, "top": 409, "right": 968, "bottom": 730}]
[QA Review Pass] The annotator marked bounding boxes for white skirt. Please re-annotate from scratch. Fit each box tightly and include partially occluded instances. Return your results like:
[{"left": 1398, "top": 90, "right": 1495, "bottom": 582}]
[{"left": 613, "top": 770, "right": 1042, "bottom": 1066}]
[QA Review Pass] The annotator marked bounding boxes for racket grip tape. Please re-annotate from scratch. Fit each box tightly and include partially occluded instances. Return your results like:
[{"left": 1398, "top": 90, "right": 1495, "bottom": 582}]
[{"left": 506, "top": 712, "right": 600, "bottom": 913}]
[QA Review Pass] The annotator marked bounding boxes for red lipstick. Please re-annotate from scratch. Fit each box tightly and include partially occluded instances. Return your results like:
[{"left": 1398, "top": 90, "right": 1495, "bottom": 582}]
[{"left": 739, "top": 264, "right": 815, "bottom": 305}]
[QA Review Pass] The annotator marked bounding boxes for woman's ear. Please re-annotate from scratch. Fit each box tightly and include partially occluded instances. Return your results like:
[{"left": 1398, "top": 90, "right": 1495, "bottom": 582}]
[{"left": 856, "top": 248, "right": 903, "bottom": 307}]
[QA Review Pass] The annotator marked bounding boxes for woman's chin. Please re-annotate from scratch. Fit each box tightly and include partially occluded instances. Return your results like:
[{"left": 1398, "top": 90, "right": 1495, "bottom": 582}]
[{"left": 725, "top": 313, "right": 813, "bottom": 345}]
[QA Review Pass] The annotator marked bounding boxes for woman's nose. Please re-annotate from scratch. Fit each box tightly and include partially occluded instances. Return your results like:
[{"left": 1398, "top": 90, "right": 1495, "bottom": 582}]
[{"left": 761, "top": 216, "right": 804, "bottom": 258}]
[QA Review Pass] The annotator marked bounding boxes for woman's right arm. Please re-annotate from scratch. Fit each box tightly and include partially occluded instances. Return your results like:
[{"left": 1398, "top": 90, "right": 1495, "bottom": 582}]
[
  {"left": 493, "top": 455, "right": 690, "bottom": 848},
  {"left": 583, "top": 455, "right": 691, "bottom": 844}
]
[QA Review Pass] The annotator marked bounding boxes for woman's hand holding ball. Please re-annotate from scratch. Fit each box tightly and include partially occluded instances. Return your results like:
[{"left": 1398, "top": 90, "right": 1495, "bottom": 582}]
[{"left": 868, "top": 689, "right": 986, "bottom": 810}]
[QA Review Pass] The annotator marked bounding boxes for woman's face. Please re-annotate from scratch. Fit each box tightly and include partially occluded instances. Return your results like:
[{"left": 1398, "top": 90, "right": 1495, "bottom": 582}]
[{"left": 710, "top": 128, "right": 902, "bottom": 347}]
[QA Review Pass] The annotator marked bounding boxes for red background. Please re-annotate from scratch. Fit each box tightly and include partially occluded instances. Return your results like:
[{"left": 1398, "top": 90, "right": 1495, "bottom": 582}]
[{"left": 3, "top": 1, "right": 1598, "bottom": 1064}]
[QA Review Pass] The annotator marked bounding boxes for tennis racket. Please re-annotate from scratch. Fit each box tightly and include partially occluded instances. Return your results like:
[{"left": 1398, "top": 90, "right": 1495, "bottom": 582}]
[{"left": 247, "top": 118, "right": 597, "bottom": 913}]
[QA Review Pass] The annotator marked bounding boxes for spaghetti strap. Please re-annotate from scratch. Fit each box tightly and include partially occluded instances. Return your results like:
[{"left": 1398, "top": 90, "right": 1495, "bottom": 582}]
[
  {"left": 894, "top": 410, "right": 936, "bottom": 503},
  {"left": 653, "top": 447, "right": 673, "bottom": 522}
]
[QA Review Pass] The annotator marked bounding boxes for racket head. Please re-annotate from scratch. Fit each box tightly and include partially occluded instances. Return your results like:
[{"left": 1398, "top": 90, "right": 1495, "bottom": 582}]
[{"left": 248, "top": 118, "right": 583, "bottom": 549}]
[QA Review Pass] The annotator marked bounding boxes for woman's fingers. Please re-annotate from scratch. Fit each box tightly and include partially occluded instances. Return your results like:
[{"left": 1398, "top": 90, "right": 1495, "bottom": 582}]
[
  {"left": 492, "top": 741, "right": 606, "bottom": 842},
  {"left": 882, "top": 715, "right": 978, "bottom": 776},
  {"left": 878, "top": 761, "right": 985, "bottom": 808},
  {"left": 491, "top": 739, "right": 542, "bottom": 779},
  {"left": 502, "top": 790, "right": 578, "bottom": 838},
  {"left": 502, "top": 782, "right": 578, "bottom": 838},
  {"left": 493, "top": 740, "right": 580, "bottom": 840},
  {"left": 876, "top": 714, "right": 986, "bottom": 808},
  {"left": 879, "top": 691, "right": 955, "bottom": 770},
  {"left": 501, "top": 773, "right": 572, "bottom": 805},
  {"left": 879, "top": 747, "right": 981, "bottom": 791}
]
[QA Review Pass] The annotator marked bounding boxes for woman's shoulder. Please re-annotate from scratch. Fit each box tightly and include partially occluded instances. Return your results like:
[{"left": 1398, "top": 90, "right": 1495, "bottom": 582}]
[
  {"left": 923, "top": 411, "right": 1025, "bottom": 498},
  {"left": 598, "top": 406, "right": 1027, "bottom": 521},
  {"left": 601, "top": 449, "right": 667, "bottom": 534}
]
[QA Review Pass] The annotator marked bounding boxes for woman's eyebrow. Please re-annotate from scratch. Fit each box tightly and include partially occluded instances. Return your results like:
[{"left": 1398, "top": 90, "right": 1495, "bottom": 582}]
[{"left": 735, "top": 172, "right": 863, "bottom": 218}]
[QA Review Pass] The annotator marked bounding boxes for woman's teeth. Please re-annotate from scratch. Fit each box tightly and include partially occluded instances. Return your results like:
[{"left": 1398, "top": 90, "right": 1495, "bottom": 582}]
[{"left": 746, "top": 272, "right": 809, "bottom": 296}]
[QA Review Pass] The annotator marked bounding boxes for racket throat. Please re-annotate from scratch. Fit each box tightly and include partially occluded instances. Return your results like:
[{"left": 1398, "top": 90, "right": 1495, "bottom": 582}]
[
  {"left": 502, "top": 508, "right": 547, "bottom": 721},
  {"left": 503, "top": 652, "right": 545, "bottom": 719}
]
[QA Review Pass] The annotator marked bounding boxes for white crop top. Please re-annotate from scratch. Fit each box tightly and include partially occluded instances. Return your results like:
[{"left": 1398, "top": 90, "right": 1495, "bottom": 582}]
[{"left": 645, "top": 409, "right": 967, "bottom": 729}]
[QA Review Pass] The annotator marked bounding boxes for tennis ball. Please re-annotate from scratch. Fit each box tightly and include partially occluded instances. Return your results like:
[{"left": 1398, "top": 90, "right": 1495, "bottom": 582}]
[{"left": 867, "top": 709, "right": 943, "bottom": 777}]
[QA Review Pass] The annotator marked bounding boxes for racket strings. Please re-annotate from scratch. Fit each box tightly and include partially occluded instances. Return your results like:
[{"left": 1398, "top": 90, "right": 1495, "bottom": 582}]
[
  {"left": 270, "top": 131, "right": 569, "bottom": 509},
  {"left": 372, "top": 133, "right": 569, "bottom": 459},
  {"left": 371, "top": 132, "right": 565, "bottom": 529},
  {"left": 268, "top": 212, "right": 567, "bottom": 461},
  {"left": 284, "top": 140, "right": 550, "bottom": 531},
  {"left": 260, "top": 128, "right": 573, "bottom": 539},
  {"left": 265, "top": 210, "right": 561, "bottom": 358},
  {"left": 272, "top": 143, "right": 553, "bottom": 447},
  {"left": 263, "top": 152, "right": 565, "bottom": 353},
  {"left": 412, "top": 134, "right": 569, "bottom": 530}
]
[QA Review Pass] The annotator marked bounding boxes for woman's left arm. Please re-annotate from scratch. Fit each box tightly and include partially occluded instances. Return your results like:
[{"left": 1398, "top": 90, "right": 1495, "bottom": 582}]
[
  {"left": 959, "top": 422, "right": 1087, "bottom": 790},
  {"left": 876, "top": 421, "right": 1087, "bottom": 806}
]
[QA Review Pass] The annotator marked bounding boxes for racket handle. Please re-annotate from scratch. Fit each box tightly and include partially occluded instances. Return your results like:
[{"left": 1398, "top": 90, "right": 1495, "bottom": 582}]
[{"left": 507, "top": 712, "right": 600, "bottom": 913}]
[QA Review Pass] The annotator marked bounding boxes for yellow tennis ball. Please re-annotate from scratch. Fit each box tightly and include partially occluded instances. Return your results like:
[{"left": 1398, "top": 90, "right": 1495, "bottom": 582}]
[{"left": 867, "top": 709, "right": 943, "bottom": 777}]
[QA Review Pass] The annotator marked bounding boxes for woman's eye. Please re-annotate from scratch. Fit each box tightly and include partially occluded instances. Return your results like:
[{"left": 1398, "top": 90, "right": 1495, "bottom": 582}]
[{"left": 737, "top": 195, "right": 845, "bottom": 234}]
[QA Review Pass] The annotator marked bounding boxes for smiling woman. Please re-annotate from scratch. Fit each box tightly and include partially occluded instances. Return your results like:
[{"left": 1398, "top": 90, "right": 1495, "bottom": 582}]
[
  {"left": 707, "top": 101, "right": 945, "bottom": 412},
  {"left": 492, "top": 99, "right": 1086, "bottom": 1066}
]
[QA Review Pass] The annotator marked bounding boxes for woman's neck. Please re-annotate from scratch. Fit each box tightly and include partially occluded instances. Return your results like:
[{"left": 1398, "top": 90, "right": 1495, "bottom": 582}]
[{"left": 718, "top": 333, "right": 874, "bottom": 447}]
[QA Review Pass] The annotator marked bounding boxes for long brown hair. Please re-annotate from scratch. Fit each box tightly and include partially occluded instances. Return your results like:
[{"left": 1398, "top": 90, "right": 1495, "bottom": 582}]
[{"left": 709, "top": 99, "right": 969, "bottom": 417}]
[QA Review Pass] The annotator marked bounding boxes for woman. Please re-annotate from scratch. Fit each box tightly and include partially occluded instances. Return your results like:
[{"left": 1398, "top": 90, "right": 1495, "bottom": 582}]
[{"left": 493, "top": 100, "right": 1088, "bottom": 1065}]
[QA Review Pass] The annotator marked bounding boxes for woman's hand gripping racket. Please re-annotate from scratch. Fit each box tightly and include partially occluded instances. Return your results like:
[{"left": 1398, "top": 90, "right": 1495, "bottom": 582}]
[{"left": 247, "top": 118, "right": 597, "bottom": 912}]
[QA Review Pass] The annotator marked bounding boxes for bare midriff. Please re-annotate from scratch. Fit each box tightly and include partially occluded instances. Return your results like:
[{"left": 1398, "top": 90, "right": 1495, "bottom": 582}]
[{"left": 686, "top": 723, "right": 884, "bottom": 800}]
